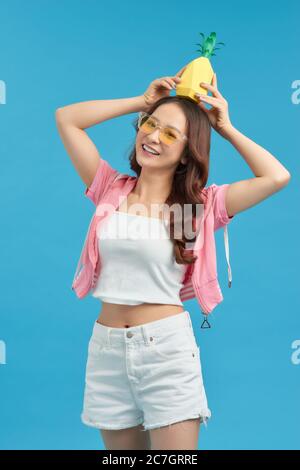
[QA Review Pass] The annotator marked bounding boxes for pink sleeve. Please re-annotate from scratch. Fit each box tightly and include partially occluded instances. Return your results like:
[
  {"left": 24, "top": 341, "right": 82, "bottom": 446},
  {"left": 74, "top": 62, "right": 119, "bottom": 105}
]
[
  {"left": 84, "top": 158, "right": 119, "bottom": 205},
  {"left": 210, "top": 183, "right": 235, "bottom": 231}
]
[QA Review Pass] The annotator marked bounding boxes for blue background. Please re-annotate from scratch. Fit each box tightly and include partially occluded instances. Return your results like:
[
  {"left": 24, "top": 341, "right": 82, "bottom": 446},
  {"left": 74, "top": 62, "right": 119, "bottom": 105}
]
[{"left": 0, "top": 0, "right": 299, "bottom": 450}]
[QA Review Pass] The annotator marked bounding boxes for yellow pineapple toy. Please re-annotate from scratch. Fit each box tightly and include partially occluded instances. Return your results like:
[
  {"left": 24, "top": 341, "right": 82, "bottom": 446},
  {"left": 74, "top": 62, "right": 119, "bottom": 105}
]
[{"left": 176, "top": 32, "right": 225, "bottom": 102}]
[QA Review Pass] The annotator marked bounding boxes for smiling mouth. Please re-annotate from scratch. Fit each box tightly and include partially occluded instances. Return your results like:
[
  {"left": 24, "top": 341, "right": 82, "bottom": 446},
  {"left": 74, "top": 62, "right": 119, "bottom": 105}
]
[{"left": 141, "top": 144, "right": 160, "bottom": 157}]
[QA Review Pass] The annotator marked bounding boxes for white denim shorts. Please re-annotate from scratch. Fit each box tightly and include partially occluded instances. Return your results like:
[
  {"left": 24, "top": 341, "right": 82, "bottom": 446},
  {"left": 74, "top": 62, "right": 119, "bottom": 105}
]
[{"left": 81, "top": 310, "right": 211, "bottom": 432}]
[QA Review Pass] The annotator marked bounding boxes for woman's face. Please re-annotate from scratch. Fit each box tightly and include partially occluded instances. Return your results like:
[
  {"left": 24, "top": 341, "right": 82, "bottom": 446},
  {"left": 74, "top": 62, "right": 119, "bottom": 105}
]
[{"left": 136, "top": 103, "right": 188, "bottom": 173}]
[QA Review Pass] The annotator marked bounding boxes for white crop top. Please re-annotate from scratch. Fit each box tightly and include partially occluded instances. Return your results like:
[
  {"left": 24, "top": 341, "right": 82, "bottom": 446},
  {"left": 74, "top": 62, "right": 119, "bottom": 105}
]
[{"left": 91, "top": 210, "right": 188, "bottom": 306}]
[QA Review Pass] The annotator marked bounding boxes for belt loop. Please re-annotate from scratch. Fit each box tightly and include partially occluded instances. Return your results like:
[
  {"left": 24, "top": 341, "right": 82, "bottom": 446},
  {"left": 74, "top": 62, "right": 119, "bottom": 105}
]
[
  {"left": 141, "top": 325, "right": 148, "bottom": 345},
  {"left": 106, "top": 328, "right": 111, "bottom": 347}
]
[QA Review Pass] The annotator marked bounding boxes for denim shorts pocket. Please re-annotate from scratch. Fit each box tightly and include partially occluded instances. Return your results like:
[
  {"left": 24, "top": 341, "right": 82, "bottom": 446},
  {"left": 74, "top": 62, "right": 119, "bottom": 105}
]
[
  {"left": 87, "top": 337, "right": 106, "bottom": 359},
  {"left": 149, "top": 326, "right": 199, "bottom": 362}
]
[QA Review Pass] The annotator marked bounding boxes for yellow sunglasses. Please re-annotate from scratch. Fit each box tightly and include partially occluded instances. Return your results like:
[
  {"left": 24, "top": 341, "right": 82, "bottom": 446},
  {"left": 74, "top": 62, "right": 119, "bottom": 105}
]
[{"left": 138, "top": 112, "right": 188, "bottom": 146}]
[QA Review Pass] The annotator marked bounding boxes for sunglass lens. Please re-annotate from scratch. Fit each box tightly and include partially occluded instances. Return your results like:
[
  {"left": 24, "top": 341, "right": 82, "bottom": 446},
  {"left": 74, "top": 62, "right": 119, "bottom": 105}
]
[{"left": 139, "top": 116, "right": 180, "bottom": 145}]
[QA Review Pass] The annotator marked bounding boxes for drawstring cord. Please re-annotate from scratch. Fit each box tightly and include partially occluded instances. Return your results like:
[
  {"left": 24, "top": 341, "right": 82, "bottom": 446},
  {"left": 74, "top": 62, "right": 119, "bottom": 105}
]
[
  {"left": 201, "top": 225, "right": 232, "bottom": 329},
  {"left": 224, "top": 225, "right": 232, "bottom": 288}
]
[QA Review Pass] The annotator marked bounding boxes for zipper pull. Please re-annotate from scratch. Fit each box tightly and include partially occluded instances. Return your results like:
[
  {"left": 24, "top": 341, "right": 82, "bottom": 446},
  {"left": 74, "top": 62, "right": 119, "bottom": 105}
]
[{"left": 201, "top": 313, "right": 211, "bottom": 329}]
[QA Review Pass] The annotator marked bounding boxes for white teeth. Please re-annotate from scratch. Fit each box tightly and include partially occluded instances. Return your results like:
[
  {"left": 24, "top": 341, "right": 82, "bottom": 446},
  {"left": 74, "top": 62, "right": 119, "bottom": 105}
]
[{"left": 143, "top": 144, "right": 159, "bottom": 155}]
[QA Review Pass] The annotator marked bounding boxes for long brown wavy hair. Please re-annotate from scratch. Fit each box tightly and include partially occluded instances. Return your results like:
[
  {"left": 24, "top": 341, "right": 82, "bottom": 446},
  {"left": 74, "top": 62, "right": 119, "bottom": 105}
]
[{"left": 127, "top": 95, "right": 211, "bottom": 269}]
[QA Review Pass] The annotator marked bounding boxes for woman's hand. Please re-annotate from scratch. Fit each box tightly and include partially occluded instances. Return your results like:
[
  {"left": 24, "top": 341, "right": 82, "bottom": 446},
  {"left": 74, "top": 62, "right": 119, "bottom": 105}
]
[
  {"left": 142, "top": 66, "right": 187, "bottom": 110},
  {"left": 196, "top": 73, "right": 234, "bottom": 138}
]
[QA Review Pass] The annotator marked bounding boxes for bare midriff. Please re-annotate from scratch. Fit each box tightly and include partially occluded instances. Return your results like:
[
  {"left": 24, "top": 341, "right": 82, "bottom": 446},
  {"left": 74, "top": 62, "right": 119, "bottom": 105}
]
[
  {"left": 96, "top": 193, "right": 185, "bottom": 328},
  {"left": 97, "top": 302, "right": 185, "bottom": 328}
]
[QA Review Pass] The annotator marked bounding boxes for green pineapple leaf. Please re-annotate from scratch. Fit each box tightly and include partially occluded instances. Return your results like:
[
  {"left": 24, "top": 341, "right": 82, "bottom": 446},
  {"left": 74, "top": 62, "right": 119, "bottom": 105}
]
[{"left": 196, "top": 32, "right": 225, "bottom": 58}]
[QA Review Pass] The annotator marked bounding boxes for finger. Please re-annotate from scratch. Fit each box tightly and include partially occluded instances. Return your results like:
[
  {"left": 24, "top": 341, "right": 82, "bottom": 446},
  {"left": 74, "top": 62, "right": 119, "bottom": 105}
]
[
  {"left": 199, "top": 82, "right": 222, "bottom": 99},
  {"left": 173, "top": 75, "right": 182, "bottom": 84},
  {"left": 196, "top": 94, "right": 216, "bottom": 101},
  {"left": 175, "top": 65, "right": 187, "bottom": 77},
  {"left": 172, "top": 65, "right": 187, "bottom": 85},
  {"left": 196, "top": 94, "right": 221, "bottom": 107},
  {"left": 161, "top": 79, "right": 173, "bottom": 90},
  {"left": 165, "top": 78, "right": 177, "bottom": 88},
  {"left": 213, "top": 72, "right": 218, "bottom": 89},
  {"left": 197, "top": 100, "right": 209, "bottom": 113}
]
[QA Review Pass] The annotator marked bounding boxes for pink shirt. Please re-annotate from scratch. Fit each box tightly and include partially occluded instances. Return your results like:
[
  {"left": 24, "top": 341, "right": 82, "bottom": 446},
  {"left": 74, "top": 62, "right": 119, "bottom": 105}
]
[{"left": 71, "top": 158, "right": 234, "bottom": 318}]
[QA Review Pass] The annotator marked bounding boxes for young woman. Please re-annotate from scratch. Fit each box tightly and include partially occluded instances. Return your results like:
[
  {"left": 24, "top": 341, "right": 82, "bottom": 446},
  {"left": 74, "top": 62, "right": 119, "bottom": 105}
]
[{"left": 55, "top": 69, "right": 290, "bottom": 450}]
